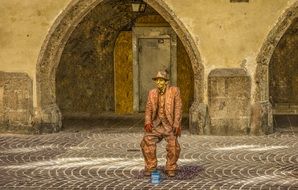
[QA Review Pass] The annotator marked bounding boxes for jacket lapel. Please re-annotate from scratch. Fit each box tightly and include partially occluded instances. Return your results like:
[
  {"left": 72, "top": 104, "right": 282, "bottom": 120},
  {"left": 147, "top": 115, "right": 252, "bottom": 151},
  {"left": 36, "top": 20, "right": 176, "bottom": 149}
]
[
  {"left": 165, "top": 86, "right": 173, "bottom": 124},
  {"left": 152, "top": 89, "right": 158, "bottom": 119}
]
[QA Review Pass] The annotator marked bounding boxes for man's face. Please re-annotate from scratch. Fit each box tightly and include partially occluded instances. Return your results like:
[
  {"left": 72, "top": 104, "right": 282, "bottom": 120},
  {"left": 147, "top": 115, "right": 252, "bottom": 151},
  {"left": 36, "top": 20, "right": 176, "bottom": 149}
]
[{"left": 154, "top": 78, "right": 168, "bottom": 91}]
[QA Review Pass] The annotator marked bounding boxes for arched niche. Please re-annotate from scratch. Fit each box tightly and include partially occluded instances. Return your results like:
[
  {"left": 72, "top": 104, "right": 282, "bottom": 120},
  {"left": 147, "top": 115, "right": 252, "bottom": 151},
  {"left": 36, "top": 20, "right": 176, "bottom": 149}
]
[
  {"left": 36, "top": 0, "right": 204, "bottom": 132},
  {"left": 253, "top": 2, "right": 298, "bottom": 134}
]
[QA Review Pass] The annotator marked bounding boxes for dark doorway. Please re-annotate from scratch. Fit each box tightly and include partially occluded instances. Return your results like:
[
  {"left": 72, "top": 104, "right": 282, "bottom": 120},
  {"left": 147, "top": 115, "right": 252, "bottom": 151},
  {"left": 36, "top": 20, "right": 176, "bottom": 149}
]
[
  {"left": 269, "top": 18, "right": 298, "bottom": 132},
  {"left": 55, "top": 0, "right": 194, "bottom": 131}
]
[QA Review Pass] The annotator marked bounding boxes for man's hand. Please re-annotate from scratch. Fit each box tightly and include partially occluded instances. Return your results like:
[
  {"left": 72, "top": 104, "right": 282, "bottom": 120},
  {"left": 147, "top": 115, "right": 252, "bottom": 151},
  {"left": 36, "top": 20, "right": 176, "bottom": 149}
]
[
  {"left": 144, "top": 124, "right": 153, "bottom": 133},
  {"left": 173, "top": 126, "right": 181, "bottom": 137}
]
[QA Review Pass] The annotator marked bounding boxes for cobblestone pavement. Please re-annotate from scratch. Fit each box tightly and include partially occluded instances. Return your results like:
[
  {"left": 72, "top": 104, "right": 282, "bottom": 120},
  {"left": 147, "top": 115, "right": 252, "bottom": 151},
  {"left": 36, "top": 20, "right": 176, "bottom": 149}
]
[{"left": 0, "top": 121, "right": 297, "bottom": 189}]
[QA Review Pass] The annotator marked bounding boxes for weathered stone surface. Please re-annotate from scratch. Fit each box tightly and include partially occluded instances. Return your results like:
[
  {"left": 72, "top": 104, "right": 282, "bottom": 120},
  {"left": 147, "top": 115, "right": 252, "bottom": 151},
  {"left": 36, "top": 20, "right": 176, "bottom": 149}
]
[
  {"left": 0, "top": 72, "right": 35, "bottom": 133},
  {"left": 208, "top": 68, "right": 251, "bottom": 135},
  {"left": 254, "top": 3, "right": 297, "bottom": 134},
  {"left": 35, "top": 104, "right": 62, "bottom": 133},
  {"left": 250, "top": 101, "right": 274, "bottom": 135},
  {"left": 189, "top": 102, "right": 210, "bottom": 135},
  {"left": 255, "top": 2, "right": 297, "bottom": 103},
  {"left": 269, "top": 18, "right": 298, "bottom": 107}
]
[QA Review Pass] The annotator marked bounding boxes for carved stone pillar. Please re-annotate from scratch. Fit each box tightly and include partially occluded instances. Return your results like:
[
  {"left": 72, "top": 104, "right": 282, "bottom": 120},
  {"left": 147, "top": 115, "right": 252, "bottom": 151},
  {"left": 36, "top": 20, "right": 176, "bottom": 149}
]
[
  {"left": 250, "top": 101, "right": 273, "bottom": 135},
  {"left": 189, "top": 102, "right": 210, "bottom": 135},
  {"left": 34, "top": 104, "right": 62, "bottom": 133}
]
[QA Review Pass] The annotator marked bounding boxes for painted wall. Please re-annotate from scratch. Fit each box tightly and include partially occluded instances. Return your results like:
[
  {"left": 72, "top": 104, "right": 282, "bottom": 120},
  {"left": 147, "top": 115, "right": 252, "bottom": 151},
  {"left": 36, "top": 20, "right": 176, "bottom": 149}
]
[
  {"left": 163, "top": 0, "right": 297, "bottom": 102},
  {"left": 0, "top": 0, "right": 296, "bottom": 107},
  {"left": 0, "top": 0, "right": 71, "bottom": 107}
]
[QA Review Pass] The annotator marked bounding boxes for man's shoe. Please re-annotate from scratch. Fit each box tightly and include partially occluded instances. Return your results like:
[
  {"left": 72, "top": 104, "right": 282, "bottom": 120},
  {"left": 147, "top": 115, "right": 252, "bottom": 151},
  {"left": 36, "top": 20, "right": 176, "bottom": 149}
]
[
  {"left": 166, "top": 170, "right": 176, "bottom": 177},
  {"left": 144, "top": 170, "right": 151, "bottom": 176},
  {"left": 144, "top": 168, "right": 156, "bottom": 176}
]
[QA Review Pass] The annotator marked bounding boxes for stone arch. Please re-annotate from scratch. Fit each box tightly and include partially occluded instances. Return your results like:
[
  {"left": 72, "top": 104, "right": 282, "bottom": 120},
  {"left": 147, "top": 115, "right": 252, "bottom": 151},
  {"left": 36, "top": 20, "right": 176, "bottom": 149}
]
[
  {"left": 36, "top": 0, "right": 204, "bottom": 131},
  {"left": 253, "top": 1, "right": 298, "bottom": 134},
  {"left": 255, "top": 1, "right": 298, "bottom": 102}
]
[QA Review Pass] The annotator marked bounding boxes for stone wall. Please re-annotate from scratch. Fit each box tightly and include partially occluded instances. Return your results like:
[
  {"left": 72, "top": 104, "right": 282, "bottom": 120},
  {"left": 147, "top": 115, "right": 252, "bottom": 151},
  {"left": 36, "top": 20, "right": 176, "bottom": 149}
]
[
  {"left": 0, "top": 72, "right": 34, "bottom": 133},
  {"left": 208, "top": 69, "right": 251, "bottom": 135}
]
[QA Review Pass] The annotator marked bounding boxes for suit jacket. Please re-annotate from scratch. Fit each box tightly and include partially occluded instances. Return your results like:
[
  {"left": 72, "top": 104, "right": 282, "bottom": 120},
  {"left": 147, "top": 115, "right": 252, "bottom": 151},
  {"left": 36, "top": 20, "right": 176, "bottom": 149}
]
[{"left": 145, "top": 85, "right": 182, "bottom": 129}]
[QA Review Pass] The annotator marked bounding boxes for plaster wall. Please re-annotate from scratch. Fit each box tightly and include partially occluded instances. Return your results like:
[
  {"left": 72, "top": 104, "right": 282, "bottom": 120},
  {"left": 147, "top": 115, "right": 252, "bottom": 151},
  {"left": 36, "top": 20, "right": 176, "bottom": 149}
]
[
  {"left": 163, "top": 0, "right": 297, "bottom": 103},
  {"left": 0, "top": 0, "right": 296, "bottom": 107},
  {"left": 0, "top": 0, "right": 71, "bottom": 107}
]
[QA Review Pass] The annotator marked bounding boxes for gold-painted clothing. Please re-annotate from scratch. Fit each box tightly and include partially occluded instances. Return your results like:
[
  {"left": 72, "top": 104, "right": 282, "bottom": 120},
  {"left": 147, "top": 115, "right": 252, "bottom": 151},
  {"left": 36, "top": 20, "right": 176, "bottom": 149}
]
[{"left": 140, "top": 85, "right": 182, "bottom": 172}]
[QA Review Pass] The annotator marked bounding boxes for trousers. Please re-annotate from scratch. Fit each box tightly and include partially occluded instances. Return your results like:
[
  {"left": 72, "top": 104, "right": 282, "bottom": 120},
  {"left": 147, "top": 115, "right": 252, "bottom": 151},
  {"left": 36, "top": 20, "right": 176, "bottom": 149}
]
[{"left": 140, "top": 124, "right": 181, "bottom": 171}]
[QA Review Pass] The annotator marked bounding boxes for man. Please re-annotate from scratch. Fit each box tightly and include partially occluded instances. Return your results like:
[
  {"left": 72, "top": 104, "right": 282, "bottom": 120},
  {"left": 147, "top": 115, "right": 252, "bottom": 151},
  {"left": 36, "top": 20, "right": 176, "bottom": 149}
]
[{"left": 140, "top": 70, "right": 182, "bottom": 177}]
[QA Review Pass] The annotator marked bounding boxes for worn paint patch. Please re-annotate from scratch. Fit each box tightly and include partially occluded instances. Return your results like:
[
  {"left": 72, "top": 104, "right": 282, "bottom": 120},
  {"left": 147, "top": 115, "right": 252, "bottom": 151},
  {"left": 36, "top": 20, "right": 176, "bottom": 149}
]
[{"left": 114, "top": 31, "right": 133, "bottom": 114}]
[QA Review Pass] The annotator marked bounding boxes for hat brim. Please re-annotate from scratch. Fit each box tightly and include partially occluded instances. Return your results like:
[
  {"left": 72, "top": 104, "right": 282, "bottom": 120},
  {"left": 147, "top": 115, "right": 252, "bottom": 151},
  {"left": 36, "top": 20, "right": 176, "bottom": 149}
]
[{"left": 152, "top": 77, "right": 169, "bottom": 81}]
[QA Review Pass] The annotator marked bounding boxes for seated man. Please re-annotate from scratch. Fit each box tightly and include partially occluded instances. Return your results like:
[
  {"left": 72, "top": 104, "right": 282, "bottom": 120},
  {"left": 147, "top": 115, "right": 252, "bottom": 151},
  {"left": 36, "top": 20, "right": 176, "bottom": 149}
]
[{"left": 140, "top": 70, "right": 182, "bottom": 177}]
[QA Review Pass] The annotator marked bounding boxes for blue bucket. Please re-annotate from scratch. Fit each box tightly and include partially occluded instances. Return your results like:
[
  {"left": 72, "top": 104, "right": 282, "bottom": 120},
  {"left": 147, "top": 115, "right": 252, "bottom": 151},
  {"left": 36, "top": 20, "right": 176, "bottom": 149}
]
[{"left": 151, "top": 170, "right": 161, "bottom": 184}]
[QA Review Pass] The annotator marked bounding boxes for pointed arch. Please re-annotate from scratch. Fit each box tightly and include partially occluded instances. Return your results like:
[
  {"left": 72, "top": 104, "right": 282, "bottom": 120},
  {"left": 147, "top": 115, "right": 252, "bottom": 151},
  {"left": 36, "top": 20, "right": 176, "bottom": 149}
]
[
  {"left": 252, "top": 1, "right": 298, "bottom": 134},
  {"left": 36, "top": 0, "right": 204, "bottom": 130},
  {"left": 255, "top": 1, "right": 298, "bottom": 103}
]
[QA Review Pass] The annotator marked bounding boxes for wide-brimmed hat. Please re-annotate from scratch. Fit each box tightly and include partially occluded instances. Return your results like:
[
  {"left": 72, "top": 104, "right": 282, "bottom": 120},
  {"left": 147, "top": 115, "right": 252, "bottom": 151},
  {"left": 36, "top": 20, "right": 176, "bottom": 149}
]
[{"left": 152, "top": 70, "right": 169, "bottom": 81}]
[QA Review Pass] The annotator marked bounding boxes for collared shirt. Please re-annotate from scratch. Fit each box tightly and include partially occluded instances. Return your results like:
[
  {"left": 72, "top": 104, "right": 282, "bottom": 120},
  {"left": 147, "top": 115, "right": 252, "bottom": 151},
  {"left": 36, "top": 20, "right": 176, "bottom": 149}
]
[
  {"left": 157, "top": 92, "right": 171, "bottom": 128},
  {"left": 158, "top": 93, "right": 166, "bottom": 118}
]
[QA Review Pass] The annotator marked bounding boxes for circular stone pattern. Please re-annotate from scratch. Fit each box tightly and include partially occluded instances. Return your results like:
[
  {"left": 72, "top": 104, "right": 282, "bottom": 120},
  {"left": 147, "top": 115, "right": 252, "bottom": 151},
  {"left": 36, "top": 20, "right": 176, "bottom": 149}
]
[{"left": 0, "top": 132, "right": 297, "bottom": 189}]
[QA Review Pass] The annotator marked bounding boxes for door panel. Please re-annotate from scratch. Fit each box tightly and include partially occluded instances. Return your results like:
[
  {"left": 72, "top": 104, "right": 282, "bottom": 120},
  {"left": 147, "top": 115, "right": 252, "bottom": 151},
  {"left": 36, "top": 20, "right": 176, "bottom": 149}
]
[
  {"left": 114, "top": 31, "right": 133, "bottom": 113},
  {"left": 138, "top": 38, "right": 171, "bottom": 111}
]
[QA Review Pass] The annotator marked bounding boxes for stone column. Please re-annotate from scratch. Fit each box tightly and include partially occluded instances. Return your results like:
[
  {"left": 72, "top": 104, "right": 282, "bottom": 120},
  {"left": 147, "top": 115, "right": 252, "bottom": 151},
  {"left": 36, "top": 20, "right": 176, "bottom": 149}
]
[
  {"left": 34, "top": 104, "right": 62, "bottom": 133},
  {"left": 189, "top": 67, "right": 207, "bottom": 135},
  {"left": 250, "top": 101, "right": 273, "bottom": 135},
  {"left": 189, "top": 102, "right": 210, "bottom": 135}
]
